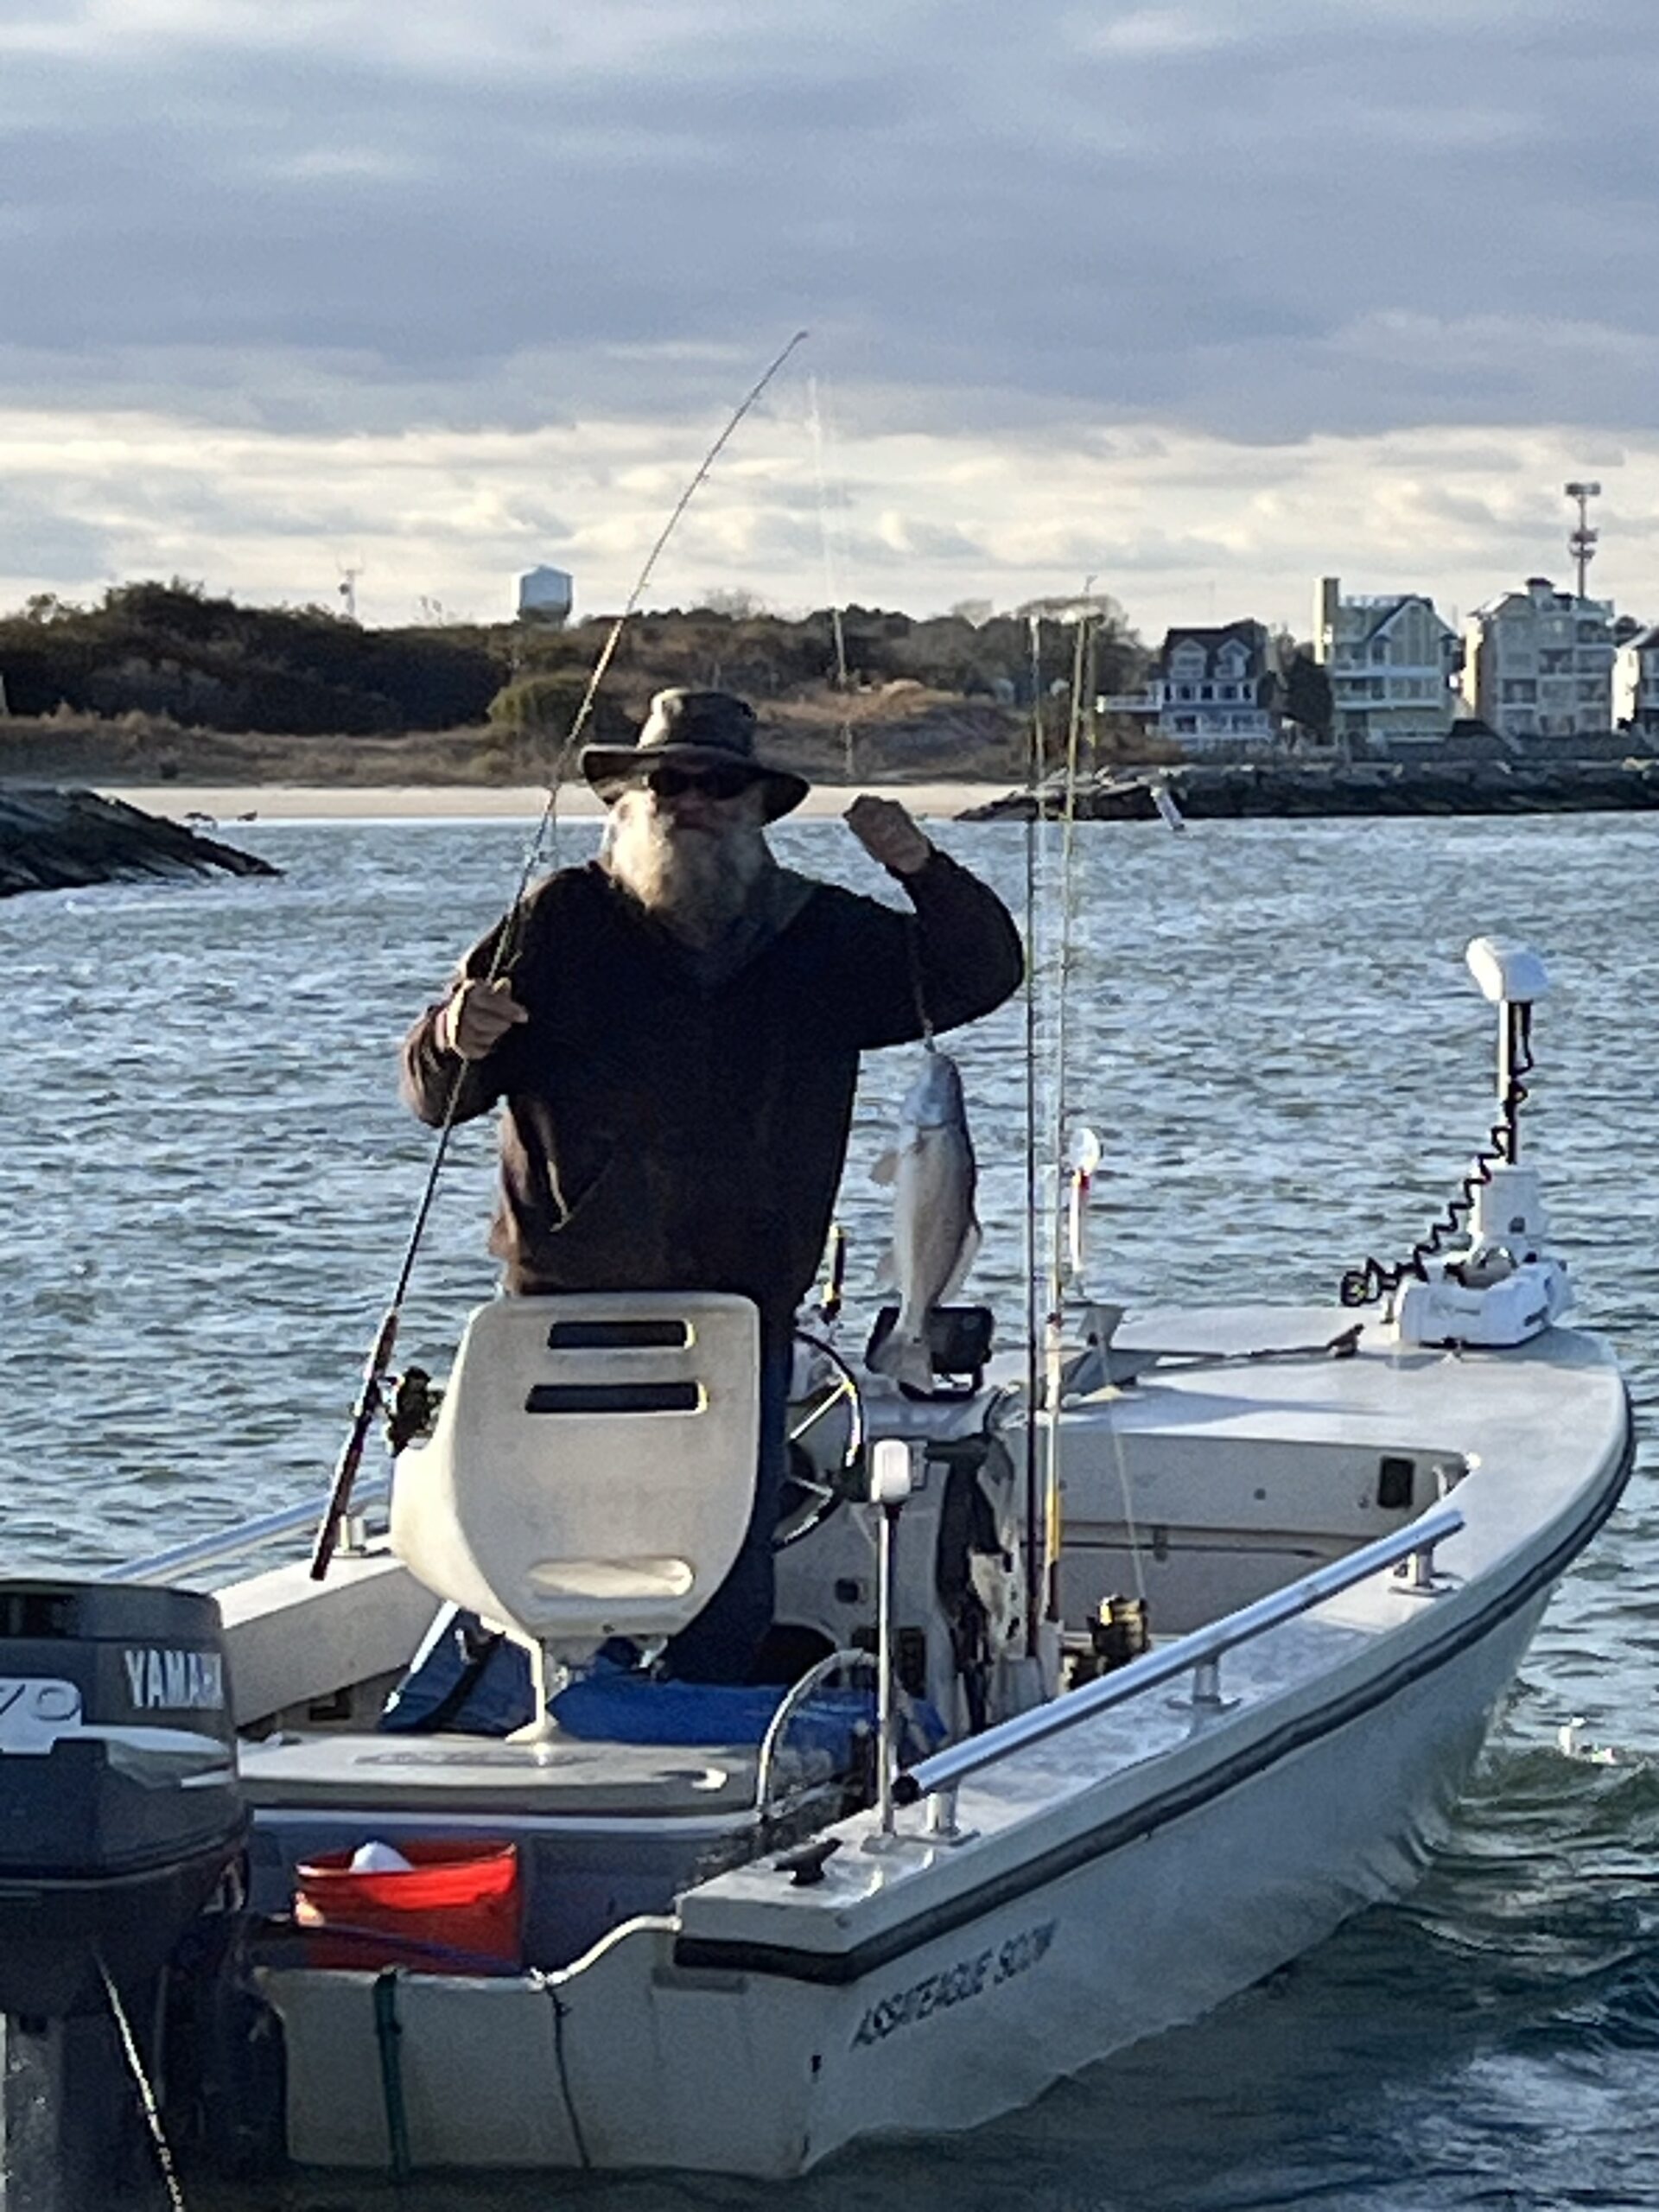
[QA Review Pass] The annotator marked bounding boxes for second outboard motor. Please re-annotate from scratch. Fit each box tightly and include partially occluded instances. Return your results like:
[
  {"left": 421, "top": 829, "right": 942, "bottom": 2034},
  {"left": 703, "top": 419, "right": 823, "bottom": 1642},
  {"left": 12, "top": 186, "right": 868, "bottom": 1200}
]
[{"left": 0, "top": 1580, "right": 246, "bottom": 2210}]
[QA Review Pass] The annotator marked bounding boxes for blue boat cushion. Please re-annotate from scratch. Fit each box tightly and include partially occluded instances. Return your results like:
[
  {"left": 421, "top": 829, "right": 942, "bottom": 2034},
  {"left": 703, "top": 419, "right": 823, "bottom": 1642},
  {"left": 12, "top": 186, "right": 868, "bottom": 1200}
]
[{"left": 379, "top": 1605, "right": 944, "bottom": 1768}]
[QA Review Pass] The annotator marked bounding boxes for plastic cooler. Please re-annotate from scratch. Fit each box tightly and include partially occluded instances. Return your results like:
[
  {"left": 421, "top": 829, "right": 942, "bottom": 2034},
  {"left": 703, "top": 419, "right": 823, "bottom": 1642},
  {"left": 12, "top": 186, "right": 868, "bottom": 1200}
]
[{"left": 294, "top": 1838, "right": 523, "bottom": 1973}]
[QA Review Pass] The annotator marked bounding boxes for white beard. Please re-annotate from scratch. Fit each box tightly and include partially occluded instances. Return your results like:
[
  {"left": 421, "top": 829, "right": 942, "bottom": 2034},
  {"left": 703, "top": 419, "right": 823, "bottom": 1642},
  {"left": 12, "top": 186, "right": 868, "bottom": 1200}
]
[{"left": 605, "top": 788, "right": 772, "bottom": 947}]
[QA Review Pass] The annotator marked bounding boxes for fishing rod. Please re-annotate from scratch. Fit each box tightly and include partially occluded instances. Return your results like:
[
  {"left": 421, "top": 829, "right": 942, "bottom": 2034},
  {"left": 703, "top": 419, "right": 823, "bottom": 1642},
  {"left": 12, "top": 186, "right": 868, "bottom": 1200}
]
[
  {"left": 308, "top": 329, "right": 810, "bottom": 1581},
  {"left": 1021, "top": 615, "right": 1045, "bottom": 1655},
  {"left": 1041, "top": 613, "right": 1090, "bottom": 1620},
  {"left": 1020, "top": 601, "right": 1103, "bottom": 1650}
]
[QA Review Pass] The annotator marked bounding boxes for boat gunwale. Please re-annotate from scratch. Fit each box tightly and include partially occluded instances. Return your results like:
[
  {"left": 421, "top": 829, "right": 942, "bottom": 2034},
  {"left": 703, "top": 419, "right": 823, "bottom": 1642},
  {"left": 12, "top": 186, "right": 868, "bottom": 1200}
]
[{"left": 670, "top": 1384, "right": 1636, "bottom": 1984}]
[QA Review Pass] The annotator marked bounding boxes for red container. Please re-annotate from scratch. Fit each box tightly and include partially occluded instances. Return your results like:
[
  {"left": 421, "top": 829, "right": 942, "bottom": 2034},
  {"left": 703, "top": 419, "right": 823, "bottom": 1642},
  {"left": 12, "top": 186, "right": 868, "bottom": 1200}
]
[{"left": 295, "top": 1839, "right": 523, "bottom": 1974}]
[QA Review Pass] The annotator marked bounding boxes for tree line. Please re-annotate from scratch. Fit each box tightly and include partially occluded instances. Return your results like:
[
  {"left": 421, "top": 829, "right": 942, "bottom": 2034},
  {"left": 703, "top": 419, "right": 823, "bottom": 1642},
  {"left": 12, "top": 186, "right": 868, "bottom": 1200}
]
[{"left": 0, "top": 582, "right": 1148, "bottom": 741}]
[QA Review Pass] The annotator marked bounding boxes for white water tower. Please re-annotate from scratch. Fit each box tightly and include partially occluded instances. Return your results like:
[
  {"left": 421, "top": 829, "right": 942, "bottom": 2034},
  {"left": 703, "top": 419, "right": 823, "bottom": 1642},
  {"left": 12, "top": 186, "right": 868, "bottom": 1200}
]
[{"left": 517, "top": 565, "right": 574, "bottom": 626}]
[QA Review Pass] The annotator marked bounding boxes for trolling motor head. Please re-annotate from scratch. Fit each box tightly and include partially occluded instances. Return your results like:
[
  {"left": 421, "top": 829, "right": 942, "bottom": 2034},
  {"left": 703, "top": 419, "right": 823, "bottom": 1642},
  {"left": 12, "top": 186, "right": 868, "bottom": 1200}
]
[{"left": 1388, "top": 937, "right": 1573, "bottom": 1350}]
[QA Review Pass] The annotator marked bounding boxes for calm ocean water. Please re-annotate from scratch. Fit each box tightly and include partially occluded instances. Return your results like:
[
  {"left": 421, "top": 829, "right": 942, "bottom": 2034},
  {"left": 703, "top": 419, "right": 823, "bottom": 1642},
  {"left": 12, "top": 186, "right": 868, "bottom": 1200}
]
[{"left": 6, "top": 809, "right": 1659, "bottom": 2210}]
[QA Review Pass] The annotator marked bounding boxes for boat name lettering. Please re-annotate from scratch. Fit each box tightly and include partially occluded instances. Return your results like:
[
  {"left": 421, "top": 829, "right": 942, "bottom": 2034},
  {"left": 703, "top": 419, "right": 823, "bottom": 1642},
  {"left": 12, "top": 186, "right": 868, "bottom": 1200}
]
[
  {"left": 121, "top": 1648, "right": 225, "bottom": 1712},
  {"left": 851, "top": 1919, "right": 1057, "bottom": 2047}
]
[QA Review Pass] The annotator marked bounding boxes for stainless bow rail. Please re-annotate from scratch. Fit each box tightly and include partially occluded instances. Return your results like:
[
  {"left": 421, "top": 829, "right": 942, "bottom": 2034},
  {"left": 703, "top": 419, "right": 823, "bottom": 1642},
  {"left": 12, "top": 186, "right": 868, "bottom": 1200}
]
[
  {"left": 895, "top": 1502, "right": 1465, "bottom": 1828},
  {"left": 108, "top": 1477, "right": 391, "bottom": 1585}
]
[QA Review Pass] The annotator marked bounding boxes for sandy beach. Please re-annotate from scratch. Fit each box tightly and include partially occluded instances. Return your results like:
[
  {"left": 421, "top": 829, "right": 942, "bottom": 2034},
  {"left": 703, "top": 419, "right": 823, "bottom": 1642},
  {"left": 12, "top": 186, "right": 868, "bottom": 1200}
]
[{"left": 96, "top": 781, "right": 1014, "bottom": 824}]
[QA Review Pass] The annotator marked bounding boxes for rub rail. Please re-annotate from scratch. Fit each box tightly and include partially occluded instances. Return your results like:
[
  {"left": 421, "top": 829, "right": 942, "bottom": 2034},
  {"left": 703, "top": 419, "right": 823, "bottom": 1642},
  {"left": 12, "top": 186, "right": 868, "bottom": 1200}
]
[
  {"left": 896, "top": 1503, "right": 1465, "bottom": 1811},
  {"left": 110, "top": 1478, "right": 392, "bottom": 1585}
]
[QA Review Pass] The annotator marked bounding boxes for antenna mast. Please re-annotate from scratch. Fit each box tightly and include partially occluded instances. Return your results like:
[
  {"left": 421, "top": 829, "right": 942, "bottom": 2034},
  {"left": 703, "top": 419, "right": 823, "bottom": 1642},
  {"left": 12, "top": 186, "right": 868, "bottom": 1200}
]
[{"left": 1564, "top": 481, "right": 1601, "bottom": 601}]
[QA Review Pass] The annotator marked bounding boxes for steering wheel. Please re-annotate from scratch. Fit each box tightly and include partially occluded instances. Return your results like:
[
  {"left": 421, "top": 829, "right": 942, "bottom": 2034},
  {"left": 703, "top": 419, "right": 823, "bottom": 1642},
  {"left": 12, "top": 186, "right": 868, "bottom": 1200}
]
[{"left": 772, "top": 1329, "right": 867, "bottom": 1551}]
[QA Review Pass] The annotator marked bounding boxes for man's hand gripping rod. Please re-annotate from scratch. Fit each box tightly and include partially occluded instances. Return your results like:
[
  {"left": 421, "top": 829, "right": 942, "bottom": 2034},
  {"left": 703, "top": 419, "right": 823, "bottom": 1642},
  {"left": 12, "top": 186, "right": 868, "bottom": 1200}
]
[{"left": 308, "top": 329, "right": 810, "bottom": 1580}]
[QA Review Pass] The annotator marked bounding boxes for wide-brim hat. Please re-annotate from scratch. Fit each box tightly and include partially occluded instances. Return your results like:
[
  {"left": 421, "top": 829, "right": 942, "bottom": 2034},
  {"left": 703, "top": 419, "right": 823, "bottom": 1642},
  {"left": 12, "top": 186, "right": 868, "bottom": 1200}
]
[{"left": 580, "top": 689, "right": 810, "bottom": 823}]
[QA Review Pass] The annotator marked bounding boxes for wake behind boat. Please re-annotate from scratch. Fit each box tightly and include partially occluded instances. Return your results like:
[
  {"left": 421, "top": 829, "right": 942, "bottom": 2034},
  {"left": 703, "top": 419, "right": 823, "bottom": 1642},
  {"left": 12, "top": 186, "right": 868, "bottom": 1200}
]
[{"left": 0, "top": 937, "right": 1631, "bottom": 2197}]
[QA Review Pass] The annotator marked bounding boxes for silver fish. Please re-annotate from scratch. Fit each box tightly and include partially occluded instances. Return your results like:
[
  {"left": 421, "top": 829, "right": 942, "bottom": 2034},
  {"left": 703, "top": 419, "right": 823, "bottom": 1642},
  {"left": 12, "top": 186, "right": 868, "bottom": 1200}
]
[{"left": 869, "top": 1048, "right": 981, "bottom": 1392}]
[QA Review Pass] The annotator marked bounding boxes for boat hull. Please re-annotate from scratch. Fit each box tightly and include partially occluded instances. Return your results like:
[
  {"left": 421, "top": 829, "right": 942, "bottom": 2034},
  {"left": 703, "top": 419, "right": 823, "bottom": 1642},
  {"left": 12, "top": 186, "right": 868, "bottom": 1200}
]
[{"left": 266, "top": 1581, "right": 1547, "bottom": 2177}]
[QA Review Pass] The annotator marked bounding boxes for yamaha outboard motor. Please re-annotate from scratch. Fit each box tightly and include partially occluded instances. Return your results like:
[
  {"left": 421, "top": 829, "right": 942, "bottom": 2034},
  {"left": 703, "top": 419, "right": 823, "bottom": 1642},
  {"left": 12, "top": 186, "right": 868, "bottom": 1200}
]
[{"left": 0, "top": 1580, "right": 246, "bottom": 2209}]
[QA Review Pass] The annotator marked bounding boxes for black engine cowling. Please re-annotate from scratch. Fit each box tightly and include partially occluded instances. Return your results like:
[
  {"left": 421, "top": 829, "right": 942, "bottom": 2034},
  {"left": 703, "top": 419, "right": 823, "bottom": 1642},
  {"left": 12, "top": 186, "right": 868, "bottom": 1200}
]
[{"left": 0, "top": 1580, "right": 245, "bottom": 2018}]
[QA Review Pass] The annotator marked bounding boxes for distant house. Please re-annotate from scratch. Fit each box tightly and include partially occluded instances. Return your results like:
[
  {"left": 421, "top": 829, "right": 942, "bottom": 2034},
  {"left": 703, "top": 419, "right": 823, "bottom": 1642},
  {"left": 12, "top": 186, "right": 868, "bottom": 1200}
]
[
  {"left": 1148, "top": 620, "right": 1276, "bottom": 751},
  {"left": 1313, "top": 578, "right": 1458, "bottom": 753},
  {"left": 1461, "top": 577, "right": 1615, "bottom": 741},
  {"left": 1613, "top": 621, "right": 1659, "bottom": 742}
]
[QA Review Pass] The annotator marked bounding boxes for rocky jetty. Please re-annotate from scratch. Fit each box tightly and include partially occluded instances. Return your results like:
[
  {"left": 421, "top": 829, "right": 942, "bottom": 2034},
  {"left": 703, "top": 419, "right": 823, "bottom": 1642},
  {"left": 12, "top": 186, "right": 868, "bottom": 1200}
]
[
  {"left": 0, "top": 785, "right": 280, "bottom": 898},
  {"left": 963, "top": 757, "right": 1659, "bottom": 823}
]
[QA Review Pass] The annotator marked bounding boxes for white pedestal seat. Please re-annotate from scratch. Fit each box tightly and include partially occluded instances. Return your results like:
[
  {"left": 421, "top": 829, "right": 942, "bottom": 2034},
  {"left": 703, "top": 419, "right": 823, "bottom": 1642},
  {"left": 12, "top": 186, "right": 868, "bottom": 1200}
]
[{"left": 390, "top": 1292, "right": 760, "bottom": 1735}]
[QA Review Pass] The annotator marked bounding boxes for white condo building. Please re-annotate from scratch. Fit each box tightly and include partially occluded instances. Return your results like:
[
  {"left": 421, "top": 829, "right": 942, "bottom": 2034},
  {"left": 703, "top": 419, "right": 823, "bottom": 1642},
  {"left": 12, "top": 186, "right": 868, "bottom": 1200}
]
[
  {"left": 1461, "top": 578, "right": 1614, "bottom": 741},
  {"left": 1312, "top": 578, "right": 1458, "bottom": 752}
]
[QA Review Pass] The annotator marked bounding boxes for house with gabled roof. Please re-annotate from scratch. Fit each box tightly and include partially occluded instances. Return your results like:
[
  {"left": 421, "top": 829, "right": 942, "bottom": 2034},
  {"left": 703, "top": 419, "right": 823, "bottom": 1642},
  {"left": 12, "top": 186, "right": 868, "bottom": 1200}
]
[
  {"left": 1313, "top": 578, "right": 1459, "bottom": 753},
  {"left": 1148, "top": 620, "right": 1276, "bottom": 751}
]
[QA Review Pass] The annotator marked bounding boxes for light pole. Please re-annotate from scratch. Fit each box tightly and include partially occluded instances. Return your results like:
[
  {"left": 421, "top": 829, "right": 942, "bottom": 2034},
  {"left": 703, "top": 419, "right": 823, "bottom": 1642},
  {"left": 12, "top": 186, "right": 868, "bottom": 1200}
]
[{"left": 1564, "top": 481, "right": 1601, "bottom": 601}]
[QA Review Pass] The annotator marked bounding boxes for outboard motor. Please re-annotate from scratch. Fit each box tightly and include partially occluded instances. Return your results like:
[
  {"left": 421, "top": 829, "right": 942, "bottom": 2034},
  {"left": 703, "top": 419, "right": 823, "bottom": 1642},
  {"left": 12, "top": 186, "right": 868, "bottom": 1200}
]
[{"left": 0, "top": 1580, "right": 245, "bottom": 2209}]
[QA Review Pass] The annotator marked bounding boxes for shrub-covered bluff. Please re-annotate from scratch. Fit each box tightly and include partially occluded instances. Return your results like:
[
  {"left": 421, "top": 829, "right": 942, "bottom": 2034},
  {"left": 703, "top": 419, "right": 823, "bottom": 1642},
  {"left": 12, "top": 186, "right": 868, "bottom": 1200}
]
[{"left": 0, "top": 583, "right": 1149, "bottom": 787}]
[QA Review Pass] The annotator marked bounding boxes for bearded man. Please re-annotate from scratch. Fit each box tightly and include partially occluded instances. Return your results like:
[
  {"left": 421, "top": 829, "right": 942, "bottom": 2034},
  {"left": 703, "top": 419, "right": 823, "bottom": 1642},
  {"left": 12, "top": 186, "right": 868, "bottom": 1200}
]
[{"left": 401, "top": 688, "right": 1022, "bottom": 1682}]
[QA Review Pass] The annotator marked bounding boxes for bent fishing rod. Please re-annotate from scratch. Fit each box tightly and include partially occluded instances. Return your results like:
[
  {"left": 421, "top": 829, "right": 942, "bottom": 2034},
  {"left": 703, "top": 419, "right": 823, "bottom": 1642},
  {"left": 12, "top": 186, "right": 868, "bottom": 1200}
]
[{"left": 309, "top": 329, "right": 810, "bottom": 1580}]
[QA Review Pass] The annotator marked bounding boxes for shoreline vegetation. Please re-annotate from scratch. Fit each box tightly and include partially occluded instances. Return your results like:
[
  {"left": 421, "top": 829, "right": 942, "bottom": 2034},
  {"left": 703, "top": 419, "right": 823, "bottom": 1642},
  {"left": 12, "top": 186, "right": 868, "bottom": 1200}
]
[
  {"left": 0, "top": 582, "right": 1099, "bottom": 792},
  {"left": 4, "top": 585, "right": 1659, "bottom": 836}
]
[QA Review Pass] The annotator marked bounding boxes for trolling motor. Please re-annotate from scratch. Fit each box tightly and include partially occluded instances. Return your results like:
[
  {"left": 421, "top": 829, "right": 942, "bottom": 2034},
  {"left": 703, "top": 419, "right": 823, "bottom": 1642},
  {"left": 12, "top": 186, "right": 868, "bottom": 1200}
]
[{"left": 1343, "top": 937, "right": 1573, "bottom": 1351}]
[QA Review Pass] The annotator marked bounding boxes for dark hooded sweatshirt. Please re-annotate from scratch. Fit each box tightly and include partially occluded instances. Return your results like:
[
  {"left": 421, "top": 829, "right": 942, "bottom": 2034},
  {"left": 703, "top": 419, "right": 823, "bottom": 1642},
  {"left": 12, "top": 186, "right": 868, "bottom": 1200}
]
[{"left": 401, "top": 850, "right": 1023, "bottom": 1330}]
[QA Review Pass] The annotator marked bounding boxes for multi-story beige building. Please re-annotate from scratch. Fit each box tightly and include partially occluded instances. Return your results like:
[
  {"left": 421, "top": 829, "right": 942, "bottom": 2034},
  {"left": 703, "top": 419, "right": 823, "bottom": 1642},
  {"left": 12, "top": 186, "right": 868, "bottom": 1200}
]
[
  {"left": 1312, "top": 578, "right": 1459, "bottom": 753},
  {"left": 1461, "top": 577, "right": 1614, "bottom": 741}
]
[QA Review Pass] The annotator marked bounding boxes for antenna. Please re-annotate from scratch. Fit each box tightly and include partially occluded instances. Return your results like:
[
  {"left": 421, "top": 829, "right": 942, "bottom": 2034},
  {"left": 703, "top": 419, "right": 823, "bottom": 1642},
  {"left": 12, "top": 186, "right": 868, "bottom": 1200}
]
[
  {"left": 1563, "top": 482, "right": 1601, "bottom": 601},
  {"left": 337, "top": 560, "right": 365, "bottom": 622}
]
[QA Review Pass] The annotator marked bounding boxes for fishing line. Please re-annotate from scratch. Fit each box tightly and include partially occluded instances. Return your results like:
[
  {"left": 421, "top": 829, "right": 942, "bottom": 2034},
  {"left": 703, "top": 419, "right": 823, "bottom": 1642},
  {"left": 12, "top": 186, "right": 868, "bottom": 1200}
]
[
  {"left": 310, "top": 329, "right": 810, "bottom": 1579},
  {"left": 805, "top": 372, "right": 856, "bottom": 782},
  {"left": 99, "top": 1954, "right": 188, "bottom": 2212}
]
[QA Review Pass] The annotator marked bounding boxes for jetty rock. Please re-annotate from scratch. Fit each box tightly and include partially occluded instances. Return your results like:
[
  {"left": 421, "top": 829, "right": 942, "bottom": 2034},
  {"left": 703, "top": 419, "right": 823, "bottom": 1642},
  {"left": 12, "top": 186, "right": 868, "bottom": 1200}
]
[
  {"left": 962, "top": 757, "right": 1659, "bottom": 823},
  {"left": 0, "top": 785, "right": 281, "bottom": 898}
]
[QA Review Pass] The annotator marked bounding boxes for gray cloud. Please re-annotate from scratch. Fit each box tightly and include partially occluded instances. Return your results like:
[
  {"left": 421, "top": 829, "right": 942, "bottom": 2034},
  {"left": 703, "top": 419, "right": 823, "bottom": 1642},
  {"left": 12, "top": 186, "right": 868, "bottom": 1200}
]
[
  {"left": 0, "top": 0, "right": 1655, "bottom": 443},
  {"left": 0, "top": 483, "right": 115, "bottom": 582},
  {"left": 3, "top": 1, "right": 1659, "bottom": 631}
]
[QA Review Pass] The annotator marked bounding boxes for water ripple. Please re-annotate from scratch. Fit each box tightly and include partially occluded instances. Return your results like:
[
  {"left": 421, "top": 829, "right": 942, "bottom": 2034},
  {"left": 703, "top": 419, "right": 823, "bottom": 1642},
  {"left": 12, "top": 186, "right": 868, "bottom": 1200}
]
[{"left": 10, "top": 811, "right": 1659, "bottom": 2209}]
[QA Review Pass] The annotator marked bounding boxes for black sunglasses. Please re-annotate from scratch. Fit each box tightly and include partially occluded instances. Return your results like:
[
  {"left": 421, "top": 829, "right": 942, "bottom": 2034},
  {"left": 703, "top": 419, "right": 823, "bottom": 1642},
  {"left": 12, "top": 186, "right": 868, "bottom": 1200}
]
[{"left": 639, "top": 764, "right": 758, "bottom": 801}]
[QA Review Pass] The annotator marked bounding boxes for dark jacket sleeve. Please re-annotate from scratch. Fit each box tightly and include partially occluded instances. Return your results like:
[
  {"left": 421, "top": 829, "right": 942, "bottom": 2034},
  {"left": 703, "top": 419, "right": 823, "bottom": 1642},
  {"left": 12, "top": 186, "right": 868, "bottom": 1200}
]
[
  {"left": 399, "top": 907, "right": 525, "bottom": 1128},
  {"left": 838, "top": 848, "right": 1024, "bottom": 1052}
]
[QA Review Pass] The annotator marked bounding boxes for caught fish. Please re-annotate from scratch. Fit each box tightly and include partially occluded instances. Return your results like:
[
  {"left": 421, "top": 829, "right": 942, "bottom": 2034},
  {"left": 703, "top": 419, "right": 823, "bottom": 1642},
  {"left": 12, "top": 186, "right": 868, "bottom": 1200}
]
[{"left": 868, "top": 1048, "right": 981, "bottom": 1393}]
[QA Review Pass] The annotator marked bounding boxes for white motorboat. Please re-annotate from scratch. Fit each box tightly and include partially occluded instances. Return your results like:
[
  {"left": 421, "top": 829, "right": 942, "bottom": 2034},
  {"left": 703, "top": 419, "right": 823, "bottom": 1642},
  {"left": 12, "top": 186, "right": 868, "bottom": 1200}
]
[{"left": 0, "top": 938, "right": 1631, "bottom": 2196}]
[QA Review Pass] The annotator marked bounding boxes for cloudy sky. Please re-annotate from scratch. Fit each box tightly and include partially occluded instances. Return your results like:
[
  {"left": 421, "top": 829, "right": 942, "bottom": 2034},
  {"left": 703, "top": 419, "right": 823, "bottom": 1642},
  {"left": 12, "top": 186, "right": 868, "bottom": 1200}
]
[{"left": 3, "top": 0, "right": 1656, "bottom": 642}]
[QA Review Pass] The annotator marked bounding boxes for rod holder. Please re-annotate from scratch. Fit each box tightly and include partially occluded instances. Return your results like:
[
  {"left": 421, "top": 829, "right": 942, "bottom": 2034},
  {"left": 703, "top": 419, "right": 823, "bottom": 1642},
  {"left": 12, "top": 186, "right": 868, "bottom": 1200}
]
[
  {"left": 1191, "top": 1656, "right": 1225, "bottom": 1709},
  {"left": 862, "top": 1440, "right": 913, "bottom": 1853},
  {"left": 922, "top": 1784, "right": 974, "bottom": 1847},
  {"left": 1395, "top": 1532, "right": 1453, "bottom": 1596}
]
